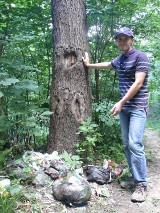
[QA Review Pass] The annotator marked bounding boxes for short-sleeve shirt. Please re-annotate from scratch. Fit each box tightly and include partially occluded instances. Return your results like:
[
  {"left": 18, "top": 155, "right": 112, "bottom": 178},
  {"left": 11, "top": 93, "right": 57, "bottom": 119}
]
[{"left": 111, "top": 48, "right": 149, "bottom": 110}]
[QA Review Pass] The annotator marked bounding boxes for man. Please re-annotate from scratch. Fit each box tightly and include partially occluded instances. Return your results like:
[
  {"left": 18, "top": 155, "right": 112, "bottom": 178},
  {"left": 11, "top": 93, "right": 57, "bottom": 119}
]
[{"left": 83, "top": 27, "right": 149, "bottom": 202}]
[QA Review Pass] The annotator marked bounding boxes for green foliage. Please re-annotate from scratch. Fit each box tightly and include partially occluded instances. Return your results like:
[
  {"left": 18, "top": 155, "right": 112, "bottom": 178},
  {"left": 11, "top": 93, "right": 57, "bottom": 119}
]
[
  {"left": 94, "top": 102, "right": 120, "bottom": 136},
  {"left": 92, "top": 101, "right": 125, "bottom": 163},
  {"left": 0, "top": 195, "right": 17, "bottom": 213},
  {"left": 60, "top": 150, "right": 82, "bottom": 171},
  {"left": 0, "top": 78, "right": 19, "bottom": 87},
  {"left": 76, "top": 117, "right": 103, "bottom": 163},
  {"left": 75, "top": 112, "right": 124, "bottom": 163},
  {"left": 0, "top": 184, "right": 24, "bottom": 213},
  {"left": 98, "top": 143, "right": 125, "bottom": 163},
  {"left": 0, "top": 0, "right": 52, "bottom": 152},
  {"left": 0, "top": 149, "right": 12, "bottom": 168},
  {"left": 119, "top": 167, "right": 131, "bottom": 181},
  {"left": 147, "top": 104, "right": 160, "bottom": 132},
  {"left": 0, "top": 84, "right": 50, "bottom": 151},
  {"left": 145, "top": 149, "right": 154, "bottom": 162},
  {"left": 0, "top": 183, "right": 41, "bottom": 213}
]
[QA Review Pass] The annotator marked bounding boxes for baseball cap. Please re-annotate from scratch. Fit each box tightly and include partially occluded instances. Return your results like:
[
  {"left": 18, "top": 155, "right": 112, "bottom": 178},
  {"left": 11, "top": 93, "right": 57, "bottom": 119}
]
[{"left": 114, "top": 27, "right": 134, "bottom": 39}]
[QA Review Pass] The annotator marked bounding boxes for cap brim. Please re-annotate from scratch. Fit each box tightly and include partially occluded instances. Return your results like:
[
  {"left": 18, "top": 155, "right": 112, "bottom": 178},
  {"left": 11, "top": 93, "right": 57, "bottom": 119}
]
[{"left": 114, "top": 33, "right": 134, "bottom": 39}]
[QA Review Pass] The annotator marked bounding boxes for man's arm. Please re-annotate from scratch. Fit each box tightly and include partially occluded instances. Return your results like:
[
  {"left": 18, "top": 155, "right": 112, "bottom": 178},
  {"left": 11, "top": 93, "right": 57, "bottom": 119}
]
[
  {"left": 82, "top": 52, "right": 113, "bottom": 69},
  {"left": 111, "top": 72, "right": 147, "bottom": 116}
]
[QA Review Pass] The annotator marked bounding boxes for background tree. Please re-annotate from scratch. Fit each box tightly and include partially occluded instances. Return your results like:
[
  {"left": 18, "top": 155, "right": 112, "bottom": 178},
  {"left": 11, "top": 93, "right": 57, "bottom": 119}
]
[{"left": 46, "top": 0, "right": 92, "bottom": 154}]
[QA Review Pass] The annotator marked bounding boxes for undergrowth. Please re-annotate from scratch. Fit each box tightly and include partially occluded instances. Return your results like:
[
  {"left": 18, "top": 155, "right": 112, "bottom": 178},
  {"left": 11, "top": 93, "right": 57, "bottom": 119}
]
[{"left": 146, "top": 104, "right": 160, "bottom": 132}]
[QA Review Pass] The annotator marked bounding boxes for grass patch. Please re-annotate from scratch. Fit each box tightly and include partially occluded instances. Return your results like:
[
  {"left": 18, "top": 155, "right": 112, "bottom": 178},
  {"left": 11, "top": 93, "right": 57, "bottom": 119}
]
[
  {"left": 147, "top": 104, "right": 160, "bottom": 132},
  {"left": 0, "top": 191, "right": 25, "bottom": 213}
]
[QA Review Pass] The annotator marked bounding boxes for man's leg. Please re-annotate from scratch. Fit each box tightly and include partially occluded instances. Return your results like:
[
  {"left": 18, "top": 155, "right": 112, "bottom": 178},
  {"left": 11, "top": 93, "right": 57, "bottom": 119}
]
[
  {"left": 120, "top": 109, "right": 133, "bottom": 176},
  {"left": 129, "top": 109, "right": 147, "bottom": 185},
  {"left": 128, "top": 109, "right": 148, "bottom": 202}
]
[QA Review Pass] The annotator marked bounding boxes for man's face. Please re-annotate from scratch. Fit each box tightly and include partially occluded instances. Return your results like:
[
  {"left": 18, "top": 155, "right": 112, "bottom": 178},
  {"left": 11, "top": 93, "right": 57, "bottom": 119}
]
[{"left": 115, "top": 34, "right": 134, "bottom": 53}]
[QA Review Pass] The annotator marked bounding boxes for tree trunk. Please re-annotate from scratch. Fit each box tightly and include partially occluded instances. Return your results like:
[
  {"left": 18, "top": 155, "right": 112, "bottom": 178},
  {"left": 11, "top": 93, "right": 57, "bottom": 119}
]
[{"left": 47, "top": 0, "right": 92, "bottom": 154}]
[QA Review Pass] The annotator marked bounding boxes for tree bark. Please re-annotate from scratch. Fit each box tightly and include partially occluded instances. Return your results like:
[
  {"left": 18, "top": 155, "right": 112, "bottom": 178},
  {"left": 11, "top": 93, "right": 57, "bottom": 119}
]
[{"left": 47, "top": 0, "right": 92, "bottom": 154}]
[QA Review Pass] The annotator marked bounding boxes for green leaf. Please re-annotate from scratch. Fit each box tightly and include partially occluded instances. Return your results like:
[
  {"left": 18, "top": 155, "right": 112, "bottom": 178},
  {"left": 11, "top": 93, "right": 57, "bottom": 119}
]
[
  {"left": 71, "top": 155, "right": 80, "bottom": 161},
  {"left": 41, "top": 111, "right": 54, "bottom": 116},
  {"left": 8, "top": 186, "right": 22, "bottom": 196},
  {"left": 0, "top": 91, "right": 3, "bottom": 97},
  {"left": 91, "top": 123, "right": 98, "bottom": 128},
  {"left": 0, "top": 78, "right": 19, "bottom": 86}
]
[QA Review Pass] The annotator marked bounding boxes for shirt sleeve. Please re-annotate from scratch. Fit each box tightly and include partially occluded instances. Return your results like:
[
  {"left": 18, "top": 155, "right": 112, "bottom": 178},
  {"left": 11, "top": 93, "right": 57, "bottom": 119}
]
[
  {"left": 111, "top": 57, "right": 118, "bottom": 69},
  {"left": 136, "top": 52, "right": 150, "bottom": 73}
]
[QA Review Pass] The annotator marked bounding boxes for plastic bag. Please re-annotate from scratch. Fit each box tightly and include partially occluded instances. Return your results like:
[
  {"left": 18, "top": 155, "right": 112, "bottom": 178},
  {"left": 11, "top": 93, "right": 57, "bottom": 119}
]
[
  {"left": 52, "top": 173, "right": 91, "bottom": 206},
  {"left": 86, "top": 165, "right": 116, "bottom": 185}
]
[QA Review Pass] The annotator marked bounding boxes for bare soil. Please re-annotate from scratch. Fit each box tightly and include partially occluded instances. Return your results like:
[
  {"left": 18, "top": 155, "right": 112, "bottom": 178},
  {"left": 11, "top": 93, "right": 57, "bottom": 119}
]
[{"left": 24, "top": 129, "right": 160, "bottom": 213}]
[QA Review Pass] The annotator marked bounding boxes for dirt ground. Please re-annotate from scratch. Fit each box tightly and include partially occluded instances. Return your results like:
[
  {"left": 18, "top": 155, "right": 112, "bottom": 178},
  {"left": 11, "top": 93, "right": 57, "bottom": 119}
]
[{"left": 24, "top": 129, "right": 160, "bottom": 213}]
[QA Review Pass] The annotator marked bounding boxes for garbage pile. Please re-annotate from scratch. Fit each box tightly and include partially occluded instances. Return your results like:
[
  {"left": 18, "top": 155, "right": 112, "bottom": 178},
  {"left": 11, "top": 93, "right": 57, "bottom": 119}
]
[
  {"left": 3, "top": 151, "right": 123, "bottom": 206},
  {"left": 85, "top": 159, "right": 124, "bottom": 185}
]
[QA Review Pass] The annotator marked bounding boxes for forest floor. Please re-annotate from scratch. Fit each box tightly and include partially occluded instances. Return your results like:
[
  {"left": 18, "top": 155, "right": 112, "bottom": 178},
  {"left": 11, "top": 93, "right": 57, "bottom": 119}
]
[{"left": 24, "top": 128, "right": 160, "bottom": 213}]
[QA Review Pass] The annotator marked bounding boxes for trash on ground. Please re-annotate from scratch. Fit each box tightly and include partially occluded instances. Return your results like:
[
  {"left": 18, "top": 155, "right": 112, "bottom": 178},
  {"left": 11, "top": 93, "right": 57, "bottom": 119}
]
[
  {"left": 4, "top": 151, "right": 124, "bottom": 206},
  {"left": 52, "top": 172, "right": 91, "bottom": 206},
  {"left": 85, "top": 159, "right": 124, "bottom": 184}
]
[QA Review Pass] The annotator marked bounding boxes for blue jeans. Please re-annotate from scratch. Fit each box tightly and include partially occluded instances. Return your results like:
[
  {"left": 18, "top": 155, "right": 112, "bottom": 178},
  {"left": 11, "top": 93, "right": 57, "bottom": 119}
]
[{"left": 120, "top": 109, "right": 147, "bottom": 186}]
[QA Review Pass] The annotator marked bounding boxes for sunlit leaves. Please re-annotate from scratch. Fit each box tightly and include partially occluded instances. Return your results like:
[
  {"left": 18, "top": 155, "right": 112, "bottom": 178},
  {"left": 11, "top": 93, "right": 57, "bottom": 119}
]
[
  {"left": 40, "top": 111, "right": 53, "bottom": 116},
  {"left": 0, "top": 92, "right": 4, "bottom": 97},
  {"left": 0, "top": 78, "right": 19, "bottom": 86}
]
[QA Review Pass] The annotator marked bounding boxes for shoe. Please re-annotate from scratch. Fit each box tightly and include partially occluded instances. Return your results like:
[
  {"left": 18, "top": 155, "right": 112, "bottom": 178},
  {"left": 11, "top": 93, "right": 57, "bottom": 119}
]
[
  {"left": 131, "top": 183, "right": 148, "bottom": 202},
  {"left": 120, "top": 177, "right": 135, "bottom": 188}
]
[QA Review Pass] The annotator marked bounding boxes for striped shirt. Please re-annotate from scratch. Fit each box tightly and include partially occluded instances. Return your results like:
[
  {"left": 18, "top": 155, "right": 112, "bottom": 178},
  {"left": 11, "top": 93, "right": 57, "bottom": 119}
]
[{"left": 111, "top": 48, "right": 149, "bottom": 110}]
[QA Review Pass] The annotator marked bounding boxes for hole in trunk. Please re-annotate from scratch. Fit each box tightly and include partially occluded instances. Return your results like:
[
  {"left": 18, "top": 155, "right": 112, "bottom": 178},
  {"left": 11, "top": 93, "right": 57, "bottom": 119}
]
[{"left": 64, "top": 52, "right": 77, "bottom": 68}]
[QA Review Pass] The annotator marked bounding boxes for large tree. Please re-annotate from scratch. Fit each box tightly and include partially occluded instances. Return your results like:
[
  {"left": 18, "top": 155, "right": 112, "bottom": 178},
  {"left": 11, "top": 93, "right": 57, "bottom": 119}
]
[{"left": 47, "top": 0, "right": 92, "bottom": 154}]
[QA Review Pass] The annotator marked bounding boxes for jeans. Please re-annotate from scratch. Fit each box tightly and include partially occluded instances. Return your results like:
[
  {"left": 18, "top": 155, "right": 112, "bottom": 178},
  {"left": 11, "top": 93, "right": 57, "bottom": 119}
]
[{"left": 120, "top": 109, "right": 147, "bottom": 186}]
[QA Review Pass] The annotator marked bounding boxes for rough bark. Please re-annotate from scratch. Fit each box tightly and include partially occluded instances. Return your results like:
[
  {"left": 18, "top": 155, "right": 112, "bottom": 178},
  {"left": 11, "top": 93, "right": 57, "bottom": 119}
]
[{"left": 47, "top": 0, "right": 92, "bottom": 154}]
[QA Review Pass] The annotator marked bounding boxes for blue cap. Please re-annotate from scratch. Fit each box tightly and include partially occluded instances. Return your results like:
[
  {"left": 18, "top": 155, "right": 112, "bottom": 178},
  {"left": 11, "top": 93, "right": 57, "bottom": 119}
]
[{"left": 114, "top": 27, "right": 134, "bottom": 39}]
